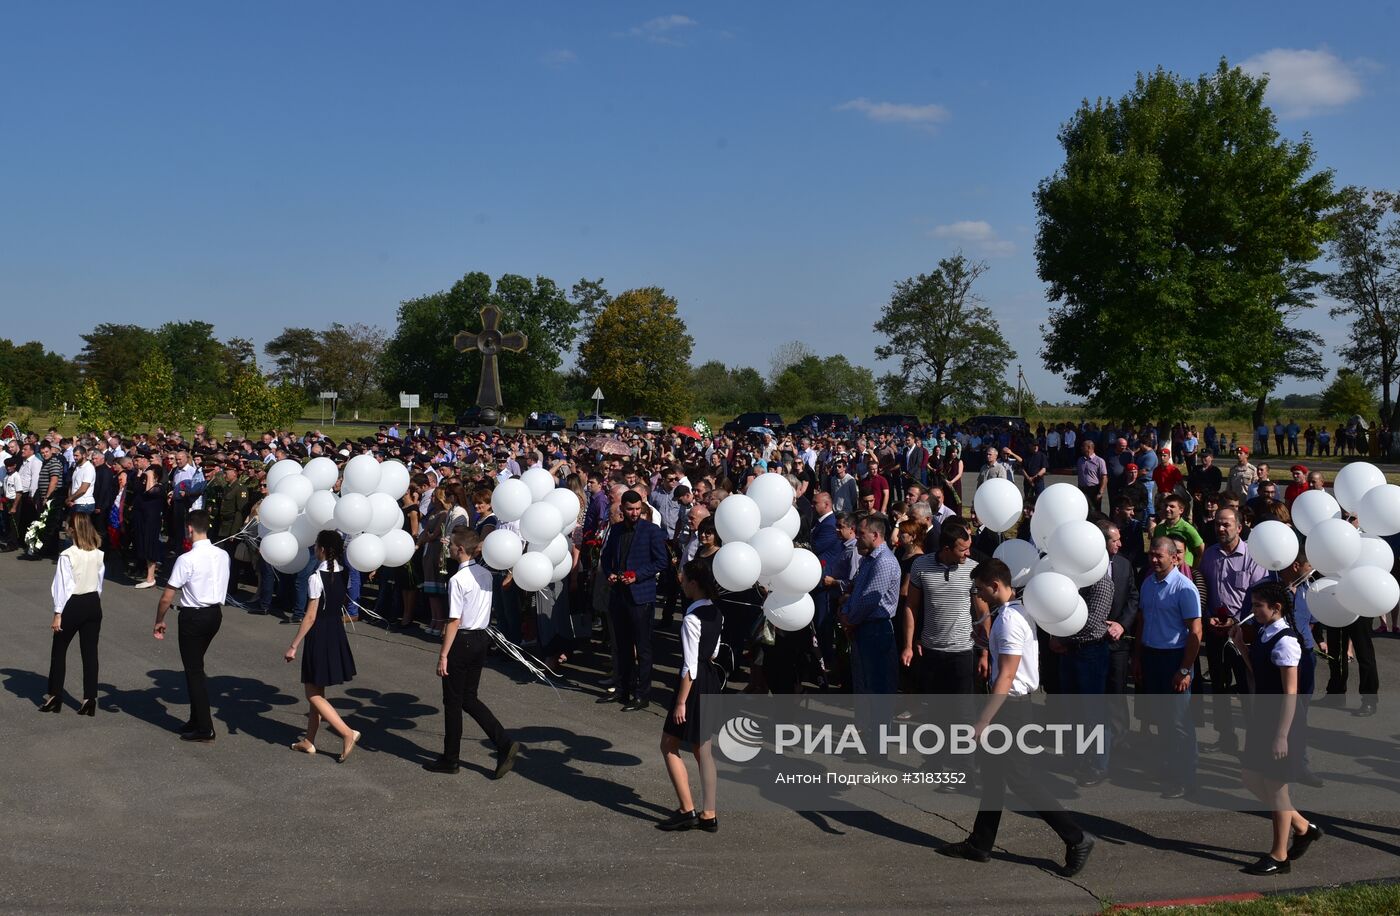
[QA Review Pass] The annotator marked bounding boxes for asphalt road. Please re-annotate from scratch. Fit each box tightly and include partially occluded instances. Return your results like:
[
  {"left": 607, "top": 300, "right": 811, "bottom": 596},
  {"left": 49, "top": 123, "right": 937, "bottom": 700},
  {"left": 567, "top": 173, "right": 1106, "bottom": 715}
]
[{"left": 2, "top": 547, "right": 1398, "bottom": 915}]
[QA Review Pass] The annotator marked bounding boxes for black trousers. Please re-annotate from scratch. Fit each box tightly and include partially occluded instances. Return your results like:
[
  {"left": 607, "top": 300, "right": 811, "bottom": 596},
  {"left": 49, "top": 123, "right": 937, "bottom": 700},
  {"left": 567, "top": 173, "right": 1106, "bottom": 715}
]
[
  {"left": 1326, "top": 619, "right": 1379, "bottom": 699},
  {"left": 609, "top": 590, "right": 654, "bottom": 702},
  {"left": 178, "top": 605, "right": 222, "bottom": 732},
  {"left": 39, "top": 493, "right": 64, "bottom": 556},
  {"left": 442, "top": 629, "right": 509, "bottom": 761},
  {"left": 49, "top": 593, "right": 102, "bottom": 698},
  {"left": 1106, "top": 647, "right": 1131, "bottom": 742},
  {"left": 970, "top": 701, "right": 1084, "bottom": 853},
  {"left": 915, "top": 648, "right": 975, "bottom": 694},
  {"left": 1202, "top": 634, "right": 1250, "bottom": 746}
]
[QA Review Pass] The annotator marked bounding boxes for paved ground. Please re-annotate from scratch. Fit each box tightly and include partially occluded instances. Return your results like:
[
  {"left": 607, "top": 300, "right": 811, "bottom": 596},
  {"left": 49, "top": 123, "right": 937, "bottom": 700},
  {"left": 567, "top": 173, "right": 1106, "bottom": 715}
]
[{"left": 2, "top": 547, "right": 1399, "bottom": 915}]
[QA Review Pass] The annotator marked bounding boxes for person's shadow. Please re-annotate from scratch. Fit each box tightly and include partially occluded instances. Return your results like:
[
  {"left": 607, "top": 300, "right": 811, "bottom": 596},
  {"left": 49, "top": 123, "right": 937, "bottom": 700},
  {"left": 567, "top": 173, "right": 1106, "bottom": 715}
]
[
  {"left": 1, "top": 667, "right": 50, "bottom": 707},
  {"left": 99, "top": 669, "right": 302, "bottom": 744},
  {"left": 335, "top": 687, "right": 440, "bottom": 765},
  {"left": 506, "top": 724, "right": 672, "bottom": 822}
]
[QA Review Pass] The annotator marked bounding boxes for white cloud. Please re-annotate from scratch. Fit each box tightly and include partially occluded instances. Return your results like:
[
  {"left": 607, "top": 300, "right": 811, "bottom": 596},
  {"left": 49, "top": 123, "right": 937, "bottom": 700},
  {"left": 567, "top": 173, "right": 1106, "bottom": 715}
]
[
  {"left": 541, "top": 49, "right": 577, "bottom": 66},
  {"left": 1241, "top": 48, "right": 1363, "bottom": 117},
  {"left": 836, "top": 97, "right": 950, "bottom": 126},
  {"left": 627, "top": 14, "right": 698, "bottom": 45},
  {"left": 930, "top": 220, "right": 1015, "bottom": 257}
]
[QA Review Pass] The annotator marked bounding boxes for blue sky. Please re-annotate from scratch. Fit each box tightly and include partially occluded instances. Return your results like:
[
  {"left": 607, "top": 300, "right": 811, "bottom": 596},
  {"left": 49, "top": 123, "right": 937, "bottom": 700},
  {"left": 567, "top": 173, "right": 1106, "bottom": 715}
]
[{"left": 2, "top": 2, "right": 1396, "bottom": 403}]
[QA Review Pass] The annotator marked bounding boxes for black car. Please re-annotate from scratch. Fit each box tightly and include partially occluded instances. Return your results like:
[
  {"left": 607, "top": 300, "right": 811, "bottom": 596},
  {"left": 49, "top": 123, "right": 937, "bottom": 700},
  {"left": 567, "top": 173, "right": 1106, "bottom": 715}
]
[
  {"left": 723, "top": 411, "right": 785, "bottom": 435},
  {"left": 861, "top": 414, "right": 920, "bottom": 432},
  {"left": 525, "top": 411, "right": 566, "bottom": 431},
  {"left": 966, "top": 414, "right": 1030, "bottom": 433},
  {"left": 787, "top": 413, "right": 852, "bottom": 435}
]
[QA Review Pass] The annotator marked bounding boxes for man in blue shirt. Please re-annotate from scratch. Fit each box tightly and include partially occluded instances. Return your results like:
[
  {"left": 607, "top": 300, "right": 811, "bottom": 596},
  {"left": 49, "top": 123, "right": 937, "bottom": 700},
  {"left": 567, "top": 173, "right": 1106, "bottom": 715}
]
[
  {"left": 840, "top": 513, "right": 901, "bottom": 750},
  {"left": 1134, "top": 536, "right": 1203, "bottom": 798}
]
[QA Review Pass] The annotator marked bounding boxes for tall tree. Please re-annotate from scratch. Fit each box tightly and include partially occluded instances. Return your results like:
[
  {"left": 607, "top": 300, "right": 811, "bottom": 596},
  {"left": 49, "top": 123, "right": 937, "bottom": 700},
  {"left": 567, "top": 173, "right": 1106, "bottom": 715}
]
[
  {"left": 77, "top": 324, "right": 159, "bottom": 393},
  {"left": 229, "top": 362, "right": 303, "bottom": 434},
  {"left": 0, "top": 339, "right": 76, "bottom": 406},
  {"left": 873, "top": 254, "right": 1014, "bottom": 417},
  {"left": 315, "top": 322, "right": 385, "bottom": 405},
  {"left": 768, "top": 341, "right": 816, "bottom": 386},
  {"left": 1324, "top": 187, "right": 1400, "bottom": 422},
  {"left": 1319, "top": 369, "right": 1376, "bottom": 421},
  {"left": 1034, "top": 61, "right": 1335, "bottom": 419},
  {"left": 156, "top": 320, "right": 228, "bottom": 404},
  {"left": 576, "top": 287, "right": 694, "bottom": 419},
  {"left": 264, "top": 327, "right": 321, "bottom": 390},
  {"left": 110, "top": 350, "right": 176, "bottom": 431},
  {"left": 1245, "top": 264, "right": 1327, "bottom": 430}
]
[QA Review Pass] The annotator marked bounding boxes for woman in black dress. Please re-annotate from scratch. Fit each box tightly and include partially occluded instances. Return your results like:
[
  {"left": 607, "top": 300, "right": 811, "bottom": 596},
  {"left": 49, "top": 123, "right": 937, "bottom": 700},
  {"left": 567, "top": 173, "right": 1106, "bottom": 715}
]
[
  {"left": 133, "top": 467, "right": 165, "bottom": 588},
  {"left": 284, "top": 530, "right": 361, "bottom": 762},
  {"left": 656, "top": 560, "right": 722, "bottom": 833}
]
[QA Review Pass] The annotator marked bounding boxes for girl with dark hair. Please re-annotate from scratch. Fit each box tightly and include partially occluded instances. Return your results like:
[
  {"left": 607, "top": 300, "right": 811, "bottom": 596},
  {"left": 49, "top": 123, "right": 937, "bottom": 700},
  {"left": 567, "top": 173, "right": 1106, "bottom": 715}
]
[
  {"left": 1236, "top": 581, "right": 1322, "bottom": 875},
  {"left": 284, "top": 530, "right": 361, "bottom": 762},
  {"left": 656, "top": 560, "right": 722, "bottom": 833}
]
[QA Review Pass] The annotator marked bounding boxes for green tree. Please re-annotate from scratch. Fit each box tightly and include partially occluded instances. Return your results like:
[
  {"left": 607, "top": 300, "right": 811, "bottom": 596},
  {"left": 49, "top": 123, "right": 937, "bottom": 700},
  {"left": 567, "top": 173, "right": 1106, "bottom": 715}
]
[
  {"left": 1034, "top": 61, "right": 1335, "bottom": 420},
  {"left": 110, "top": 351, "right": 176, "bottom": 430},
  {"left": 264, "top": 327, "right": 321, "bottom": 390},
  {"left": 0, "top": 339, "right": 76, "bottom": 406},
  {"left": 380, "top": 272, "right": 584, "bottom": 414},
  {"left": 1324, "top": 187, "right": 1400, "bottom": 423},
  {"left": 873, "top": 254, "right": 1014, "bottom": 417},
  {"left": 156, "top": 321, "right": 228, "bottom": 404},
  {"left": 1245, "top": 264, "right": 1327, "bottom": 430},
  {"left": 73, "top": 379, "right": 112, "bottom": 430},
  {"left": 77, "top": 324, "right": 159, "bottom": 393},
  {"left": 576, "top": 287, "right": 694, "bottom": 419},
  {"left": 691, "top": 361, "right": 769, "bottom": 415},
  {"left": 769, "top": 354, "right": 879, "bottom": 416},
  {"left": 0, "top": 378, "right": 11, "bottom": 412},
  {"left": 315, "top": 322, "right": 385, "bottom": 405},
  {"left": 229, "top": 363, "right": 302, "bottom": 434},
  {"left": 1319, "top": 369, "right": 1376, "bottom": 421}
]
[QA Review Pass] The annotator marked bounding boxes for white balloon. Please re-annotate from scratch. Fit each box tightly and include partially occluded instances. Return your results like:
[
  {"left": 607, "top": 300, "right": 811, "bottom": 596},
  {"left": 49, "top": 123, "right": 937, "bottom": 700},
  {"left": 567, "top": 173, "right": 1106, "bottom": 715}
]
[
  {"left": 715, "top": 494, "right": 762, "bottom": 544},
  {"left": 481, "top": 528, "right": 524, "bottom": 570},
  {"left": 1308, "top": 517, "right": 1362, "bottom": 575},
  {"left": 290, "top": 514, "right": 319, "bottom": 549},
  {"left": 521, "top": 466, "right": 557, "bottom": 503},
  {"left": 265, "top": 458, "right": 303, "bottom": 491},
  {"left": 334, "top": 492, "right": 373, "bottom": 536},
  {"left": 763, "top": 591, "right": 815, "bottom": 631},
  {"left": 1336, "top": 566, "right": 1400, "bottom": 618},
  {"left": 302, "top": 456, "right": 339, "bottom": 492},
  {"left": 258, "top": 493, "right": 298, "bottom": 532},
  {"left": 1305, "top": 577, "right": 1357, "bottom": 628},
  {"left": 1063, "top": 551, "right": 1110, "bottom": 589},
  {"left": 273, "top": 473, "right": 314, "bottom": 509},
  {"left": 994, "top": 539, "right": 1040, "bottom": 588},
  {"left": 520, "top": 502, "right": 564, "bottom": 546},
  {"left": 342, "top": 453, "right": 383, "bottom": 495},
  {"left": 749, "top": 527, "right": 795, "bottom": 578},
  {"left": 1040, "top": 597, "right": 1089, "bottom": 638},
  {"left": 1352, "top": 535, "right": 1395, "bottom": 571},
  {"left": 1023, "top": 571, "right": 1081, "bottom": 627},
  {"left": 305, "top": 489, "right": 339, "bottom": 530},
  {"left": 491, "top": 478, "right": 533, "bottom": 524},
  {"left": 346, "top": 533, "right": 385, "bottom": 573},
  {"left": 1047, "top": 519, "right": 1107, "bottom": 576},
  {"left": 1248, "top": 520, "right": 1299, "bottom": 571},
  {"left": 1031, "top": 554, "right": 1058, "bottom": 579},
  {"left": 974, "top": 478, "right": 1024, "bottom": 533},
  {"left": 1291, "top": 489, "right": 1341, "bottom": 536},
  {"left": 544, "top": 488, "right": 583, "bottom": 535},
  {"left": 551, "top": 552, "right": 573, "bottom": 583},
  {"left": 259, "top": 530, "right": 301, "bottom": 567},
  {"left": 375, "top": 460, "right": 411, "bottom": 500},
  {"left": 367, "top": 492, "right": 402, "bottom": 537},
  {"left": 1358, "top": 484, "right": 1400, "bottom": 537},
  {"left": 713, "top": 542, "right": 762, "bottom": 592},
  {"left": 1334, "top": 462, "right": 1385, "bottom": 513},
  {"left": 541, "top": 533, "right": 569, "bottom": 566},
  {"left": 381, "top": 528, "right": 416, "bottom": 567},
  {"left": 773, "top": 506, "right": 801, "bottom": 540},
  {"left": 771, "top": 547, "right": 822, "bottom": 595},
  {"left": 747, "top": 473, "right": 795, "bottom": 527},
  {"left": 275, "top": 552, "right": 311, "bottom": 575},
  {"left": 1035, "top": 483, "right": 1089, "bottom": 530},
  {"left": 512, "top": 551, "right": 554, "bottom": 592}
]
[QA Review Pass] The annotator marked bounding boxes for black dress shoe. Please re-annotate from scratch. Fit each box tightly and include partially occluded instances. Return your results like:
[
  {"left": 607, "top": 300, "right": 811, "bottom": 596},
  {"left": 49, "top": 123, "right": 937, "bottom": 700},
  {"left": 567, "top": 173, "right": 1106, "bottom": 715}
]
[
  {"left": 77, "top": 699, "right": 96, "bottom": 717},
  {"left": 38, "top": 695, "right": 62, "bottom": 713},
  {"left": 696, "top": 815, "right": 718, "bottom": 833},
  {"left": 1354, "top": 703, "right": 1378, "bottom": 718},
  {"left": 1243, "top": 854, "right": 1290, "bottom": 876},
  {"left": 494, "top": 741, "right": 521, "bottom": 779},
  {"left": 1297, "top": 769, "right": 1325, "bottom": 788},
  {"left": 1075, "top": 769, "right": 1107, "bottom": 788},
  {"left": 596, "top": 693, "right": 624, "bottom": 704},
  {"left": 936, "top": 840, "right": 991, "bottom": 863},
  {"left": 1062, "top": 834, "right": 1095, "bottom": 877},
  {"left": 655, "top": 809, "right": 698, "bottom": 831},
  {"left": 423, "top": 757, "right": 461, "bottom": 774},
  {"left": 1289, "top": 822, "right": 1323, "bottom": 861},
  {"left": 622, "top": 699, "right": 649, "bottom": 712},
  {"left": 179, "top": 720, "right": 197, "bottom": 734},
  {"left": 180, "top": 730, "right": 216, "bottom": 743}
]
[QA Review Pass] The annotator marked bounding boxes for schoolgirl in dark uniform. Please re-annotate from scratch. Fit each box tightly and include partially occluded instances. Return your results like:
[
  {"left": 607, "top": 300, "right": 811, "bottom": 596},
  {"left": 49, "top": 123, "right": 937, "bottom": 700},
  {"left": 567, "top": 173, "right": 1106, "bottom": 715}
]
[{"left": 656, "top": 560, "right": 722, "bottom": 833}]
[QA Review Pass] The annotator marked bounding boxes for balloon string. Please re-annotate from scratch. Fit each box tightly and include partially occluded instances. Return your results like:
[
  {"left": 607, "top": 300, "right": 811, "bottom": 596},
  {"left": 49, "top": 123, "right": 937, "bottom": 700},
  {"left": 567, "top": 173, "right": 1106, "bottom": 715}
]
[{"left": 487, "top": 626, "right": 564, "bottom": 700}]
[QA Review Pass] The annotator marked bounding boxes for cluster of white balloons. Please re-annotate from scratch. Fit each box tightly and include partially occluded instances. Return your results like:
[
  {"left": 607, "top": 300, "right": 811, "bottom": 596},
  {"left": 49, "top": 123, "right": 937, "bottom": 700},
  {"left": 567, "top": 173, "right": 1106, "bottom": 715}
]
[
  {"left": 711, "top": 474, "right": 820, "bottom": 632},
  {"left": 974, "top": 479, "right": 1107, "bottom": 637},
  {"left": 479, "top": 467, "right": 582, "bottom": 592},
  {"left": 1253, "top": 462, "right": 1400, "bottom": 628},
  {"left": 258, "top": 454, "right": 416, "bottom": 574}
]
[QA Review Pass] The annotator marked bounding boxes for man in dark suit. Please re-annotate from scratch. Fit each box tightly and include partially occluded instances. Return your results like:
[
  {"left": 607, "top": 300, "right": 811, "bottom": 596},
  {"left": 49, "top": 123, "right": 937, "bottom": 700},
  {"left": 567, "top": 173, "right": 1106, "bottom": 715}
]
[
  {"left": 1097, "top": 519, "right": 1139, "bottom": 760},
  {"left": 809, "top": 492, "right": 843, "bottom": 686},
  {"left": 600, "top": 490, "right": 670, "bottom": 711}
]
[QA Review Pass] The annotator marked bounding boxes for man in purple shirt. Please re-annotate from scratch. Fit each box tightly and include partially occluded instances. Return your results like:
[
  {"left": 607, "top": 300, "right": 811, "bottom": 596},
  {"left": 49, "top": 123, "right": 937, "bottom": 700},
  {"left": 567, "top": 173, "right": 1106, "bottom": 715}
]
[
  {"left": 1076, "top": 441, "right": 1109, "bottom": 514},
  {"left": 583, "top": 471, "right": 611, "bottom": 537},
  {"left": 1197, "top": 506, "right": 1266, "bottom": 752}
]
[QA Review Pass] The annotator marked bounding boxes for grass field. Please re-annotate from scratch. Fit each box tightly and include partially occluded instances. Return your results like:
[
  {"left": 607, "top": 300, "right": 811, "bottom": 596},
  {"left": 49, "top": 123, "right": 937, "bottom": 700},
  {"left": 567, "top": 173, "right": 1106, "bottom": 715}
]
[{"left": 1108, "top": 880, "right": 1400, "bottom": 914}]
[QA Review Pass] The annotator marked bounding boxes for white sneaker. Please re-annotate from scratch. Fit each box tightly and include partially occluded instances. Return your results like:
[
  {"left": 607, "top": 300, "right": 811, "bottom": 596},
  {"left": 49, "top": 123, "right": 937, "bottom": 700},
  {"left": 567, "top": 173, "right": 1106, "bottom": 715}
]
[{"left": 134, "top": 580, "right": 156, "bottom": 589}]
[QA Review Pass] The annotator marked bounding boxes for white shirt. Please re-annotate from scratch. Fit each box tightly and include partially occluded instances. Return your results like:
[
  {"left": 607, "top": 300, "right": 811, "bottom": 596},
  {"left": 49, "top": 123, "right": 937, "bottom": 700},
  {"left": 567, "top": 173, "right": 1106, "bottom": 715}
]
[
  {"left": 22, "top": 454, "right": 41, "bottom": 497},
  {"left": 52, "top": 546, "right": 105, "bottom": 614},
  {"left": 168, "top": 539, "right": 231, "bottom": 607},
  {"left": 989, "top": 601, "right": 1040, "bottom": 697},
  {"left": 680, "top": 599, "right": 719, "bottom": 679},
  {"left": 306, "top": 560, "right": 341, "bottom": 602},
  {"left": 70, "top": 461, "right": 96, "bottom": 505},
  {"left": 448, "top": 560, "right": 494, "bottom": 630},
  {"left": 1258, "top": 618, "right": 1302, "bottom": 668}
]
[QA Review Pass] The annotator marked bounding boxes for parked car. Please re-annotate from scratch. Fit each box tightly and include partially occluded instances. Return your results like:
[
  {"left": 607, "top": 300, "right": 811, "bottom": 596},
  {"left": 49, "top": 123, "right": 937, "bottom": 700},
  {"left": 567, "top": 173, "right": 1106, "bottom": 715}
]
[
  {"left": 455, "top": 406, "right": 497, "bottom": 428},
  {"left": 622, "top": 416, "right": 664, "bottom": 433},
  {"left": 966, "top": 415, "right": 1030, "bottom": 433},
  {"left": 525, "top": 411, "right": 566, "bottom": 431},
  {"left": 574, "top": 413, "right": 617, "bottom": 432},
  {"left": 722, "top": 412, "right": 786, "bottom": 435},
  {"left": 787, "top": 413, "right": 852, "bottom": 435},
  {"left": 860, "top": 414, "right": 920, "bottom": 432}
]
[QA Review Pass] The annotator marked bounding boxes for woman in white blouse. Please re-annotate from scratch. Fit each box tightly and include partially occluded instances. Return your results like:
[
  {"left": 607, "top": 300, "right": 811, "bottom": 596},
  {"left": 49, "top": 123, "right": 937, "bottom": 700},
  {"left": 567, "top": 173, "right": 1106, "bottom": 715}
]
[{"left": 41, "top": 513, "right": 106, "bottom": 715}]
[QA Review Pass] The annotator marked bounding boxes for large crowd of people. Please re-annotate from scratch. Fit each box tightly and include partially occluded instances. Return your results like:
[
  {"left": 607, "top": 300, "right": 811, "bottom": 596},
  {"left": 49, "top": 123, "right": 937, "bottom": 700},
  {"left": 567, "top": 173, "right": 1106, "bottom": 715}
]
[{"left": 3, "top": 412, "right": 1394, "bottom": 880}]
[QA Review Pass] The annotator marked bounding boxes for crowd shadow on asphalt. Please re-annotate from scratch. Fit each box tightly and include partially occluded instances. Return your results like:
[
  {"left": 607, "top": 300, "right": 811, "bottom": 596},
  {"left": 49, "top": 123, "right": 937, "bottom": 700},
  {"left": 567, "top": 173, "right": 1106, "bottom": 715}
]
[
  {"left": 1, "top": 667, "right": 48, "bottom": 706},
  {"left": 506, "top": 724, "right": 672, "bottom": 823},
  {"left": 334, "top": 687, "right": 440, "bottom": 765}
]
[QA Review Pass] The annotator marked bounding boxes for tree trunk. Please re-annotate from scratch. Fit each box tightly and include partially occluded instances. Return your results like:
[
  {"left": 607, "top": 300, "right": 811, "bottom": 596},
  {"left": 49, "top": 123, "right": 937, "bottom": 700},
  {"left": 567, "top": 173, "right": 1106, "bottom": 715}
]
[{"left": 1252, "top": 394, "right": 1267, "bottom": 436}]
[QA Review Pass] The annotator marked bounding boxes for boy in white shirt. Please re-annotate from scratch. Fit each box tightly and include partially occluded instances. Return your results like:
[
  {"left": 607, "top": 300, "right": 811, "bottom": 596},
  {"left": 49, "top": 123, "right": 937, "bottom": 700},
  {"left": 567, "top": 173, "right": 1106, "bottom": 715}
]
[{"left": 937, "top": 558, "right": 1095, "bottom": 877}]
